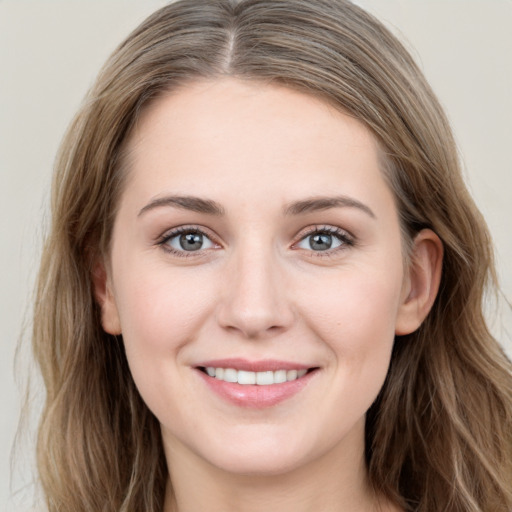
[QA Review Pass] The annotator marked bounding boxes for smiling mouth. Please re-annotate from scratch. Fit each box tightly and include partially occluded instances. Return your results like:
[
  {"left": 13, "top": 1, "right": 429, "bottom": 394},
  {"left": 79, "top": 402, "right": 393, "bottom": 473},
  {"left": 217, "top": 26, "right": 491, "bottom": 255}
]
[{"left": 198, "top": 367, "right": 317, "bottom": 385}]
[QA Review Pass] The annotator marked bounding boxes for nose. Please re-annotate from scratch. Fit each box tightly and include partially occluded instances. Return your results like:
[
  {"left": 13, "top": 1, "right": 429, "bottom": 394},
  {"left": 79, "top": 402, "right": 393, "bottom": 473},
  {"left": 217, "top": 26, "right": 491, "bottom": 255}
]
[{"left": 216, "top": 243, "right": 295, "bottom": 339}]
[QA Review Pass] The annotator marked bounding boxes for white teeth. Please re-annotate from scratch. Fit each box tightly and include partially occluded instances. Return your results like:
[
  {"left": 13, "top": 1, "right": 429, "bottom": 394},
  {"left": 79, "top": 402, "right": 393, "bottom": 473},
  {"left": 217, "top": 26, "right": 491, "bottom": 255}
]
[
  {"left": 274, "top": 369, "right": 287, "bottom": 384},
  {"left": 237, "top": 370, "right": 256, "bottom": 385},
  {"left": 287, "top": 369, "right": 298, "bottom": 381},
  {"left": 256, "top": 371, "right": 274, "bottom": 385},
  {"left": 223, "top": 368, "right": 238, "bottom": 383},
  {"left": 204, "top": 367, "right": 310, "bottom": 385}
]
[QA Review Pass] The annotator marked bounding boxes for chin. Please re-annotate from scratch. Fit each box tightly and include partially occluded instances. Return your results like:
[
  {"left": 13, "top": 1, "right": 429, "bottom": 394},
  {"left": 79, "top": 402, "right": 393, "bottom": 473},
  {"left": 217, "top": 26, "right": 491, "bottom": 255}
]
[
  {"left": 187, "top": 428, "right": 329, "bottom": 477},
  {"left": 208, "top": 449, "right": 308, "bottom": 477}
]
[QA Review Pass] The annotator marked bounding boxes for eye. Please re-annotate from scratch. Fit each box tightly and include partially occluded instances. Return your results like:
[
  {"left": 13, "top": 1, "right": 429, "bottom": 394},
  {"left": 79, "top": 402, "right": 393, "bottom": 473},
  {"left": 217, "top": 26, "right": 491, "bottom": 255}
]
[
  {"left": 295, "top": 227, "right": 353, "bottom": 252},
  {"left": 161, "top": 228, "right": 216, "bottom": 254}
]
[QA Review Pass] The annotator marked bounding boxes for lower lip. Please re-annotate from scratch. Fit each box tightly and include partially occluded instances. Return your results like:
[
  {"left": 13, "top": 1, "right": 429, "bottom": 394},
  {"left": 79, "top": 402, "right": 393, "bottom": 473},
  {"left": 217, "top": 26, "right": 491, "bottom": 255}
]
[{"left": 197, "top": 369, "right": 316, "bottom": 408}]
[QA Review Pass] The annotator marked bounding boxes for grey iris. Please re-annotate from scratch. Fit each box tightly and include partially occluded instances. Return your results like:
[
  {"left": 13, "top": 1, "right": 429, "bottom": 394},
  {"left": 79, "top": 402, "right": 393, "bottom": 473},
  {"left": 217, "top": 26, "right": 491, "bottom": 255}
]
[
  {"left": 180, "top": 232, "right": 203, "bottom": 251},
  {"left": 310, "top": 233, "right": 332, "bottom": 251}
]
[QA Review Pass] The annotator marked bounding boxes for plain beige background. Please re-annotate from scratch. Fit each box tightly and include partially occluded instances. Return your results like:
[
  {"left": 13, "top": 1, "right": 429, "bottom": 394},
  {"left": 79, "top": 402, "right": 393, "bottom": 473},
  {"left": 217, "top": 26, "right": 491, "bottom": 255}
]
[{"left": 1, "top": 1, "right": 511, "bottom": 510}]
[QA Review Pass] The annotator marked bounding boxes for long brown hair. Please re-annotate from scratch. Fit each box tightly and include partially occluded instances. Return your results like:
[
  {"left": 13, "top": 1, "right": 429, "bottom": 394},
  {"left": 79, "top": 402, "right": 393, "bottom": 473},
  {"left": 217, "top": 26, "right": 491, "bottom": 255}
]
[{"left": 31, "top": 0, "right": 512, "bottom": 510}]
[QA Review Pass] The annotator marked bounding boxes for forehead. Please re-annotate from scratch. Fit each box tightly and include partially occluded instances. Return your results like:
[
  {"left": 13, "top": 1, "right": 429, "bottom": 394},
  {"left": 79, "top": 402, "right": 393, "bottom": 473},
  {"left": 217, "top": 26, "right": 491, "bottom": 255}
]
[
  {"left": 121, "top": 78, "right": 392, "bottom": 212},
  {"left": 131, "top": 78, "right": 376, "bottom": 152}
]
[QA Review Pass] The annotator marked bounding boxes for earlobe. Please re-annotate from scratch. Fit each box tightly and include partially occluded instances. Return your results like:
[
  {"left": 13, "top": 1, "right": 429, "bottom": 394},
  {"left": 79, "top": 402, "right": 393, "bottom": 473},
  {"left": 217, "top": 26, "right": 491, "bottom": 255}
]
[
  {"left": 395, "top": 229, "right": 443, "bottom": 336},
  {"left": 92, "top": 259, "right": 122, "bottom": 335}
]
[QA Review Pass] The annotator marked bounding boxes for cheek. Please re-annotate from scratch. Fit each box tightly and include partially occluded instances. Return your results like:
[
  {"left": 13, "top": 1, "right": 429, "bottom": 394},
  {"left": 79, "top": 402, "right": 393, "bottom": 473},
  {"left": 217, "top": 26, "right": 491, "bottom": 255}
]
[
  {"left": 302, "top": 262, "right": 402, "bottom": 339},
  {"left": 112, "top": 262, "right": 217, "bottom": 360},
  {"left": 297, "top": 262, "right": 403, "bottom": 387},
  {"left": 112, "top": 264, "right": 219, "bottom": 419}
]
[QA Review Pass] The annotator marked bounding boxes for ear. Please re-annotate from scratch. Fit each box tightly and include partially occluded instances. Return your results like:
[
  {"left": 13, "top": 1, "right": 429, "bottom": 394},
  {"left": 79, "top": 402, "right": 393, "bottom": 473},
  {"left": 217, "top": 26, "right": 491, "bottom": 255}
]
[
  {"left": 92, "top": 259, "right": 122, "bottom": 335},
  {"left": 395, "top": 229, "right": 443, "bottom": 335}
]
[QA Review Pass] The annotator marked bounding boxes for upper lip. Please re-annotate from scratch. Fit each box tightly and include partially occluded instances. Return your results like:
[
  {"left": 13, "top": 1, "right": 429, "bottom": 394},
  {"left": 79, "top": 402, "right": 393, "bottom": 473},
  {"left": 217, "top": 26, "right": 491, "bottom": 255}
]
[{"left": 196, "top": 358, "right": 314, "bottom": 372}]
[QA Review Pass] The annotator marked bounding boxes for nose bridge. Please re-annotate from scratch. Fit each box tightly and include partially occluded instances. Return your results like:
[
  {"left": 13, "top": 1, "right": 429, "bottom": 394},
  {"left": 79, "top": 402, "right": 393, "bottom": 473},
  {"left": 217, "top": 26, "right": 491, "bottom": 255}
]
[{"left": 217, "top": 235, "right": 293, "bottom": 338}]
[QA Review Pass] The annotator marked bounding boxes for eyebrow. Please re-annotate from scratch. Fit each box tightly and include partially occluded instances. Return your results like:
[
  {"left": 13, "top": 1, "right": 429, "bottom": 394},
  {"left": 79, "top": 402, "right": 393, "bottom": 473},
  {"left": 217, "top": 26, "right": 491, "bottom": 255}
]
[
  {"left": 138, "top": 195, "right": 225, "bottom": 217},
  {"left": 137, "top": 194, "right": 375, "bottom": 219},
  {"left": 284, "top": 195, "right": 376, "bottom": 218}
]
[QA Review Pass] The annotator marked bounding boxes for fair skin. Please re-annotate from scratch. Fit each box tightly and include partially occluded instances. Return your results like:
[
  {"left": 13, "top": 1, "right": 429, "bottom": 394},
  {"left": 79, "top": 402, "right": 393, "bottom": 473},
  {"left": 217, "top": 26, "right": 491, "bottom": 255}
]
[{"left": 95, "top": 79, "right": 442, "bottom": 512}]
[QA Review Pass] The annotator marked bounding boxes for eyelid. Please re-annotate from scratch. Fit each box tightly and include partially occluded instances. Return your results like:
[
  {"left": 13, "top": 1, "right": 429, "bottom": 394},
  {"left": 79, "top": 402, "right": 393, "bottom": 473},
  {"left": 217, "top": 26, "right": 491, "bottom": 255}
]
[
  {"left": 156, "top": 224, "right": 222, "bottom": 256},
  {"left": 155, "top": 223, "right": 355, "bottom": 258},
  {"left": 291, "top": 225, "right": 355, "bottom": 254}
]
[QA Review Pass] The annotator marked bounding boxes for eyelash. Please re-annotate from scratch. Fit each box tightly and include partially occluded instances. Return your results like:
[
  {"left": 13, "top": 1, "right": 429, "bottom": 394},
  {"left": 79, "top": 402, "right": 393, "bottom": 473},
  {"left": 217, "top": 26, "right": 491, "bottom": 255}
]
[
  {"left": 156, "top": 225, "right": 355, "bottom": 258},
  {"left": 157, "top": 226, "right": 220, "bottom": 258},
  {"left": 292, "top": 225, "right": 355, "bottom": 258}
]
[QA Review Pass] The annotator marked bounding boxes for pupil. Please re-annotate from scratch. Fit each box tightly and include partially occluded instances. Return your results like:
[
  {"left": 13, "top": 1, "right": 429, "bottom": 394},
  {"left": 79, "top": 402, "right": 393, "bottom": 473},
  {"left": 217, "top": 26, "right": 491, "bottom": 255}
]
[
  {"left": 310, "top": 233, "right": 332, "bottom": 251},
  {"left": 180, "top": 232, "right": 203, "bottom": 251}
]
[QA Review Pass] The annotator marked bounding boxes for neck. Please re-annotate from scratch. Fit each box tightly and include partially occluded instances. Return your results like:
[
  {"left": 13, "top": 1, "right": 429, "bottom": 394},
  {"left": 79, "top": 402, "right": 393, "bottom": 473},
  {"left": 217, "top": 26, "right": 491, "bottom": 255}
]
[{"left": 162, "top": 424, "right": 397, "bottom": 512}]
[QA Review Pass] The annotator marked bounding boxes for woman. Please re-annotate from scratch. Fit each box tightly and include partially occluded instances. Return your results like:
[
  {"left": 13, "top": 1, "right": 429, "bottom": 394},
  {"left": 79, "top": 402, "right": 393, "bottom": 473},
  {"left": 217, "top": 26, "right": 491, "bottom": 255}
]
[{"left": 32, "top": 0, "right": 512, "bottom": 510}]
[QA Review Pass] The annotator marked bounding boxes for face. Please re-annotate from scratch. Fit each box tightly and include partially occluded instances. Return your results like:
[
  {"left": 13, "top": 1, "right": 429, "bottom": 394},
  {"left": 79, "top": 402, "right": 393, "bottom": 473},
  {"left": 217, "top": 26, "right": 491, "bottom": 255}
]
[{"left": 100, "top": 79, "right": 415, "bottom": 477}]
